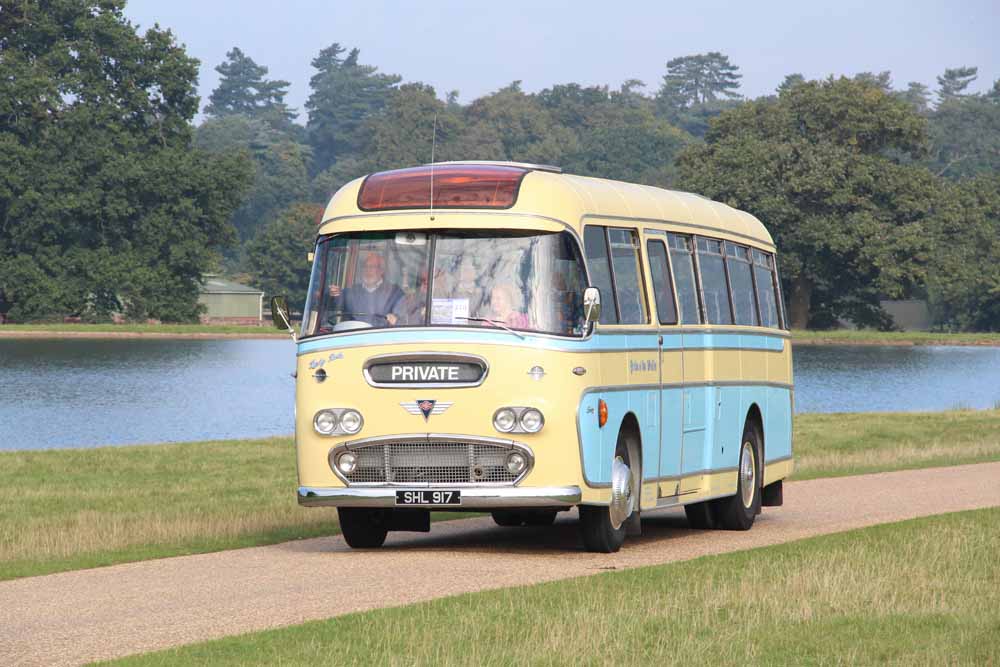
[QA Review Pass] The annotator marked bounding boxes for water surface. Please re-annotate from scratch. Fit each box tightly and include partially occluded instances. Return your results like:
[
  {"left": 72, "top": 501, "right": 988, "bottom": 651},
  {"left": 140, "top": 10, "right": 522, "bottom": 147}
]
[{"left": 2, "top": 339, "right": 998, "bottom": 450}]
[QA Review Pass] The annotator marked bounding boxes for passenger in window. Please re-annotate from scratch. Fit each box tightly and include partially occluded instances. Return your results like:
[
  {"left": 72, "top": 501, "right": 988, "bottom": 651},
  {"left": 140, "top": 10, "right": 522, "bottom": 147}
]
[
  {"left": 449, "top": 259, "right": 485, "bottom": 315},
  {"left": 398, "top": 270, "right": 429, "bottom": 325},
  {"left": 328, "top": 252, "right": 404, "bottom": 326},
  {"left": 483, "top": 284, "right": 529, "bottom": 329}
]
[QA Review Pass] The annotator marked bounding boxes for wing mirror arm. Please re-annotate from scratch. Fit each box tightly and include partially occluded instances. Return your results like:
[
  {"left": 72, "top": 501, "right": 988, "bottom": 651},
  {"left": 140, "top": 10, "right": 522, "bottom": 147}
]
[
  {"left": 583, "top": 286, "right": 601, "bottom": 332},
  {"left": 270, "top": 295, "right": 297, "bottom": 343}
]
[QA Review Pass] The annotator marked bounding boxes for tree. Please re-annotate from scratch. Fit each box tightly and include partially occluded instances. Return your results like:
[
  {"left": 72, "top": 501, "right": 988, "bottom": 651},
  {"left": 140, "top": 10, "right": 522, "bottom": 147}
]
[
  {"left": 897, "top": 82, "right": 932, "bottom": 115},
  {"left": 936, "top": 66, "right": 978, "bottom": 103},
  {"left": 925, "top": 176, "right": 1000, "bottom": 330},
  {"left": 245, "top": 203, "right": 323, "bottom": 310},
  {"left": 195, "top": 115, "right": 311, "bottom": 242},
  {"left": 655, "top": 52, "right": 743, "bottom": 137},
  {"left": 0, "top": 0, "right": 251, "bottom": 322},
  {"left": 204, "top": 47, "right": 294, "bottom": 123},
  {"left": 305, "top": 44, "right": 401, "bottom": 173},
  {"left": 366, "top": 83, "right": 464, "bottom": 170},
  {"left": 927, "top": 86, "right": 1000, "bottom": 179},
  {"left": 776, "top": 73, "right": 805, "bottom": 95},
  {"left": 677, "top": 77, "right": 935, "bottom": 329},
  {"left": 453, "top": 82, "right": 577, "bottom": 164}
]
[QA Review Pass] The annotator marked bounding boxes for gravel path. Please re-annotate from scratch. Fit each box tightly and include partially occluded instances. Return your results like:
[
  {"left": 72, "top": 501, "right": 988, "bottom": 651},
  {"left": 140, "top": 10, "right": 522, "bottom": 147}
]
[{"left": 3, "top": 462, "right": 999, "bottom": 666}]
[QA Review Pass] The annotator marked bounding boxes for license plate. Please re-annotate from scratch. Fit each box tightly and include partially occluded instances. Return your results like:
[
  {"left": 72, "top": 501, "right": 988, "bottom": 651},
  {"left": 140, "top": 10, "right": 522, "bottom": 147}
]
[{"left": 395, "top": 490, "right": 462, "bottom": 506}]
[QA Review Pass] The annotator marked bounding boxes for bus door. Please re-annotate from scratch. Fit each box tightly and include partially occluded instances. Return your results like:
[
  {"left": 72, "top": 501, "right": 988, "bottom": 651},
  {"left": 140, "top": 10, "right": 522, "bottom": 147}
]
[
  {"left": 645, "top": 236, "right": 682, "bottom": 496},
  {"left": 667, "top": 233, "right": 709, "bottom": 495}
]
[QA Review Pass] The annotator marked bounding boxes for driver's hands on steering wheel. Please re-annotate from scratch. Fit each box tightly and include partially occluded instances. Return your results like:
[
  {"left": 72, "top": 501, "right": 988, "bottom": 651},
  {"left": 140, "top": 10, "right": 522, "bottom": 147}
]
[
  {"left": 385, "top": 313, "right": 398, "bottom": 326},
  {"left": 328, "top": 285, "right": 342, "bottom": 297}
]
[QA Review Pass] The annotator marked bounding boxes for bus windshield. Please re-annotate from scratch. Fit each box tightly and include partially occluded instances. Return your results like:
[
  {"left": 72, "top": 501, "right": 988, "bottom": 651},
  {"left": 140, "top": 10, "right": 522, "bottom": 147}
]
[{"left": 301, "top": 230, "right": 588, "bottom": 338}]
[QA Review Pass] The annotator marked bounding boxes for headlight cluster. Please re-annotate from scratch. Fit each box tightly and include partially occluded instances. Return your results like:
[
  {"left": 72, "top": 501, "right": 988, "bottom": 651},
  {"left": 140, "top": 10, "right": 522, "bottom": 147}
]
[
  {"left": 313, "top": 408, "right": 364, "bottom": 436},
  {"left": 492, "top": 407, "right": 545, "bottom": 434}
]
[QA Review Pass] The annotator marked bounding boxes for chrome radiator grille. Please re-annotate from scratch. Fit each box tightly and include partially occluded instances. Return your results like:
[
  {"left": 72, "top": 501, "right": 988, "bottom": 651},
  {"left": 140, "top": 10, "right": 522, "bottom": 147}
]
[{"left": 344, "top": 441, "right": 520, "bottom": 485}]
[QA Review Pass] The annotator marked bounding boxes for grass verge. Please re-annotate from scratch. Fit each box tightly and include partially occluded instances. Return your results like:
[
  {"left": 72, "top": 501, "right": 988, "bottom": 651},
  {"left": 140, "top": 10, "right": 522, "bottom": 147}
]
[
  {"left": 102, "top": 507, "right": 1000, "bottom": 666},
  {"left": 3, "top": 409, "right": 998, "bottom": 582},
  {"left": 791, "top": 408, "right": 1000, "bottom": 480},
  {"left": 791, "top": 328, "right": 1000, "bottom": 346}
]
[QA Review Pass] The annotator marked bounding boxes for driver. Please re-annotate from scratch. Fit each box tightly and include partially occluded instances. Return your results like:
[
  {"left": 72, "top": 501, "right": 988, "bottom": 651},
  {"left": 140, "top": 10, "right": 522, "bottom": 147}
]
[{"left": 328, "top": 252, "right": 404, "bottom": 326}]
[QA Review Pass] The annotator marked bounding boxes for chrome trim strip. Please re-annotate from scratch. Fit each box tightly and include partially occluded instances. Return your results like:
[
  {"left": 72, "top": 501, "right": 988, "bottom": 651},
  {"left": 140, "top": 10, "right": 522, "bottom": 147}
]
[
  {"left": 327, "top": 433, "right": 535, "bottom": 487},
  {"left": 583, "top": 381, "right": 794, "bottom": 393},
  {"left": 362, "top": 351, "right": 489, "bottom": 389},
  {"left": 297, "top": 485, "right": 582, "bottom": 508},
  {"left": 643, "top": 465, "right": 739, "bottom": 484}
]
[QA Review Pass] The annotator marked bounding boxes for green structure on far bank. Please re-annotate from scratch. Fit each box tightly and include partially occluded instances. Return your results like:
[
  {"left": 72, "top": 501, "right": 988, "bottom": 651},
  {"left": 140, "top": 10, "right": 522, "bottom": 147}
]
[{"left": 198, "top": 275, "right": 264, "bottom": 325}]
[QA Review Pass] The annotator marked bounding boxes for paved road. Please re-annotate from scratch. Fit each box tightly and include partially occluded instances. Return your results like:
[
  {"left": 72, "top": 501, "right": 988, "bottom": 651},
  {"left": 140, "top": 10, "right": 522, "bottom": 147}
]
[{"left": 3, "top": 462, "right": 999, "bottom": 666}]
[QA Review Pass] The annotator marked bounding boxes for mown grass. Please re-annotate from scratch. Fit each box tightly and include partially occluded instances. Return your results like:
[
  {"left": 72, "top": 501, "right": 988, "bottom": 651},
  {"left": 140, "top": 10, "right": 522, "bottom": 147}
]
[
  {"left": 791, "top": 408, "right": 1000, "bottom": 480},
  {"left": 0, "top": 323, "right": 284, "bottom": 336},
  {"left": 103, "top": 507, "right": 1000, "bottom": 666},
  {"left": 791, "top": 328, "right": 1000, "bottom": 346},
  {"left": 3, "top": 410, "right": 999, "bottom": 582}
]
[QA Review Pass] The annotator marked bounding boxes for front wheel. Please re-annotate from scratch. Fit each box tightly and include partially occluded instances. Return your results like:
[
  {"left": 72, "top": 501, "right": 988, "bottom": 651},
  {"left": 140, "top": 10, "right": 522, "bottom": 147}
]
[
  {"left": 714, "top": 423, "right": 762, "bottom": 531},
  {"left": 338, "top": 508, "right": 389, "bottom": 548},
  {"left": 579, "top": 437, "right": 635, "bottom": 553}
]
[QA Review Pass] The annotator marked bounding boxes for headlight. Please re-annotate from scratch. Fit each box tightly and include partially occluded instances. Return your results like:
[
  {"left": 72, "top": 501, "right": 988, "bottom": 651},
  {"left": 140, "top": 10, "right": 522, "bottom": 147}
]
[
  {"left": 506, "top": 451, "right": 527, "bottom": 475},
  {"left": 314, "top": 410, "right": 339, "bottom": 435},
  {"left": 336, "top": 451, "right": 358, "bottom": 474},
  {"left": 519, "top": 408, "right": 544, "bottom": 433},
  {"left": 493, "top": 408, "right": 517, "bottom": 433},
  {"left": 340, "top": 409, "right": 363, "bottom": 434}
]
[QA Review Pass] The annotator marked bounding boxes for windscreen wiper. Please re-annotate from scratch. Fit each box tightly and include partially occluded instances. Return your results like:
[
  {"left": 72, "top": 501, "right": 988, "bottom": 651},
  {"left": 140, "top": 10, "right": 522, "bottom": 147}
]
[{"left": 456, "top": 316, "right": 526, "bottom": 339}]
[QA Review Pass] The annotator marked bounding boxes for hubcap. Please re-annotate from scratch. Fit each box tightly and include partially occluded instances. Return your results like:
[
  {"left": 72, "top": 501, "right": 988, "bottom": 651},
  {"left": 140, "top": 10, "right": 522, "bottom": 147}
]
[
  {"left": 609, "top": 455, "right": 634, "bottom": 529},
  {"left": 740, "top": 441, "right": 756, "bottom": 509}
]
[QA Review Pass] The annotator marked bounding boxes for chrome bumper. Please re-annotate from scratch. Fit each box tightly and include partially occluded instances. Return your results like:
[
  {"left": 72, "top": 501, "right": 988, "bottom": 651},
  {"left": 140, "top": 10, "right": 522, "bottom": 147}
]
[{"left": 297, "top": 485, "right": 581, "bottom": 508}]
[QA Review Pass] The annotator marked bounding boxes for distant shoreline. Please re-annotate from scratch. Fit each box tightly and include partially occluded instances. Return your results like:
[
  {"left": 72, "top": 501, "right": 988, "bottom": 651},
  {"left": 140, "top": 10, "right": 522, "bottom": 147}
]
[{"left": 1, "top": 325, "right": 998, "bottom": 346}]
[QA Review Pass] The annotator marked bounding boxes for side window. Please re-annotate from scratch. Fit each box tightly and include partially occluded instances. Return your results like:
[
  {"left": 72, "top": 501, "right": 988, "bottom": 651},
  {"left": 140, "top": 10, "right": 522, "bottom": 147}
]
[
  {"left": 607, "top": 228, "right": 648, "bottom": 325},
  {"left": 696, "top": 237, "right": 734, "bottom": 325},
  {"left": 725, "top": 242, "right": 759, "bottom": 326},
  {"left": 583, "top": 225, "right": 619, "bottom": 324},
  {"left": 753, "top": 249, "right": 781, "bottom": 328},
  {"left": 646, "top": 239, "right": 678, "bottom": 325},
  {"left": 668, "top": 233, "right": 701, "bottom": 324}
]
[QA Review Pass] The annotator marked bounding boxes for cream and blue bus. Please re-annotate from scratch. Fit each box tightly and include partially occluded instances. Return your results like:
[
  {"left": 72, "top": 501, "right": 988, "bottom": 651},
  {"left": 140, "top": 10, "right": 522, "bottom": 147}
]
[{"left": 271, "top": 161, "right": 793, "bottom": 553}]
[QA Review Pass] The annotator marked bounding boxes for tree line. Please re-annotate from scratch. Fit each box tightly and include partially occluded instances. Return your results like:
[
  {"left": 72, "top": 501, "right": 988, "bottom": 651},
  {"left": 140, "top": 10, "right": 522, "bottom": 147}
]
[{"left": 2, "top": 1, "right": 998, "bottom": 330}]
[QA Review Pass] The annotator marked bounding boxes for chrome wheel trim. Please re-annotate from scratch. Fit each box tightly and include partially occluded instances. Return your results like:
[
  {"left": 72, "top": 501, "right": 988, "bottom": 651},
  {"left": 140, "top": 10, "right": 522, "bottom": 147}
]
[
  {"left": 740, "top": 440, "right": 756, "bottom": 509},
  {"left": 609, "top": 455, "right": 634, "bottom": 529}
]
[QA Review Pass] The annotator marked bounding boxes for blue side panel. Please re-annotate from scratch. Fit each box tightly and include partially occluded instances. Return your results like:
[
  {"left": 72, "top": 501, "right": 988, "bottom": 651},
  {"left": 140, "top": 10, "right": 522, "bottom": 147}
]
[
  {"left": 659, "top": 388, "right": 683, "bottom": 479},
  {"left": 577, "top": 392, "right": 605, "bottom": 484},
  {"left": 681, "top": 387, "right": 708, "bottom": 474},
  {"left": 632, "top": 389, "right": 660, "bottom": 481},
  {"left": 765, "top": 386, "right": 793, "bottom": 460},
  {"left": 712, "top": 387, "right": 742, "bottom": 470}
]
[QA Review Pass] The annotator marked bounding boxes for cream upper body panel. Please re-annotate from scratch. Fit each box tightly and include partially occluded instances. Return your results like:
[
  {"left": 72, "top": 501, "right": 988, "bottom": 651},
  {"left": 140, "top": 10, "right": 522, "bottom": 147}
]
[{"left": 317, "top": 168, "right": 775, "bottom": 251}]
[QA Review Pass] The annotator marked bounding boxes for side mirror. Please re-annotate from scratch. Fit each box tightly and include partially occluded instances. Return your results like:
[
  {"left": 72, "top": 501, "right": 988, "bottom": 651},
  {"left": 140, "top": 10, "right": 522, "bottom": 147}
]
[
  {"left": 583, "top": 286, "right": 601, "bottom": 324},
  {"left": 270, "top": 295, "right": 296, "bottom": 341}
]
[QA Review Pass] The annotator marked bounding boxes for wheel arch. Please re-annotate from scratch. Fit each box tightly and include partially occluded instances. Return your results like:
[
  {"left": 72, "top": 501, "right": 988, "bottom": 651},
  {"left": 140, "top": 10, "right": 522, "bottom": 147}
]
[
  {"left": 617, "top": 411, "right": 643, "bottom": 478},
  {"left": 744, "top": 402, "right": 765, "bottom": 465}
]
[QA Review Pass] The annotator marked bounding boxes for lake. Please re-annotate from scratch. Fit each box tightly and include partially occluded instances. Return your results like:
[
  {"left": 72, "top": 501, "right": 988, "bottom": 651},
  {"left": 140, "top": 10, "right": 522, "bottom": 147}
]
[{"left": 1, "top": 338, "right": 998, "bottom": 450}]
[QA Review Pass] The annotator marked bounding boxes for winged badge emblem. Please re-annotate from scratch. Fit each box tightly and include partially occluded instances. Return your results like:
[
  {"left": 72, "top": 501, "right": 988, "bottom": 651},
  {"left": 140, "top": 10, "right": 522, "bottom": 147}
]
[{"left": 400, "top": 400, "right": 453, "bottom": 422}]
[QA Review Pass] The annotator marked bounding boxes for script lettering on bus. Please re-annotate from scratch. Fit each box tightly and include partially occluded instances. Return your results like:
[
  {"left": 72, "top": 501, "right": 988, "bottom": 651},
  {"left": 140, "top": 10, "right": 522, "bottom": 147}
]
[
  {"left": 628, "top": 359, "right": 658, "bottom": 374},
  {"left": 390, "top": 365, "right": 462, "bottom": 382}
]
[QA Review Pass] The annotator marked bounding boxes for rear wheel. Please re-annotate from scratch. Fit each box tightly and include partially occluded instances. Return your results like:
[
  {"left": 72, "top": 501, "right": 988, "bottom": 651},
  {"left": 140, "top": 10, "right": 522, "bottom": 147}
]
[
  {"left": 579, "top": 435, "right": 635, "bottom": 553},
  {"left": 338, "top": 508, "right": 389, "bottom": 548},
  {"left": 715, "top": 422, "right": 762, "bottom": 531},
  {"left": 684, "top": 500, "right": 717, "bottom": 529}
]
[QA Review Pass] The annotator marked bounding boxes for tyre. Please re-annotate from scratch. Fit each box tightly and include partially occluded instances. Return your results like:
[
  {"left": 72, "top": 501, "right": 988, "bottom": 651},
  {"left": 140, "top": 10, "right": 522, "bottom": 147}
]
[
  {"left": 714, "top": 421, "right": 762, "bottom": 531},
  {"left": 579, "top": 433, "right": 636, "bottom": 553},
  {"left": 491, "top": 511, "right": 524, "bottom": 527},
  {"left": 684, "top": 500, "right": 717, "bottom": 529},
  {"left": 338, "top": 507, "right": 389, "bottom": 548}
]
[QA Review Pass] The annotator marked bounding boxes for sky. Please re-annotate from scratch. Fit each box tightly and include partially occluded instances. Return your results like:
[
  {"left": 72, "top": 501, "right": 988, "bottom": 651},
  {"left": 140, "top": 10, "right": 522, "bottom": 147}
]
[{"left": 125, "top": 0, "right": 999, "bottom": 122}]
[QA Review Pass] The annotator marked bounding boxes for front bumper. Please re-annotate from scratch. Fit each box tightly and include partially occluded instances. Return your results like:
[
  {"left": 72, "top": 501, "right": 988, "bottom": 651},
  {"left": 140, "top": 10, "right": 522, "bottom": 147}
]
[{"left": 297, "top": 485, "right": 582, "bottom": 508}]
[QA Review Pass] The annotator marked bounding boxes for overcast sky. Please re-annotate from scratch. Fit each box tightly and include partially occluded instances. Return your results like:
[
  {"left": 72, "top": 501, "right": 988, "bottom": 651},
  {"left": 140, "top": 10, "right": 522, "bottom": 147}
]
[{"left": 126, "top": 0, "right": 999, "bottom": 122}]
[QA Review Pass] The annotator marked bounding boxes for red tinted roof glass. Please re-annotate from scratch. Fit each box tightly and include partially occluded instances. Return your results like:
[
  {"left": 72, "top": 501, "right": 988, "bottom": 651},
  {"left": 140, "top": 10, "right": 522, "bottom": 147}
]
[{"left": 358, "top": 165, "right": 528, "bottom": 211}]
